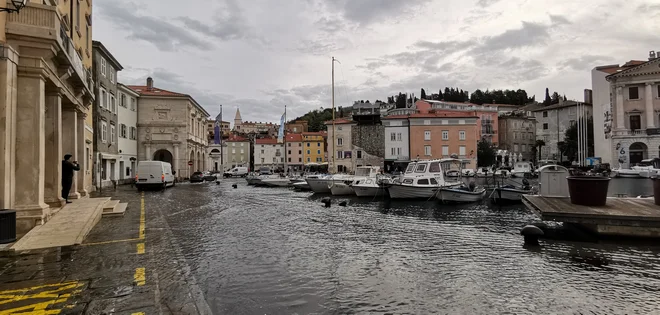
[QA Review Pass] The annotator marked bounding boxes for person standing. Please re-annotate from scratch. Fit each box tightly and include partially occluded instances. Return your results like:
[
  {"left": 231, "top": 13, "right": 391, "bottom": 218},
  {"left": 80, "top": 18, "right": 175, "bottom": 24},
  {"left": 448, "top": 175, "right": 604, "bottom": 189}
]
[{"left": 62, "top": 154, "right": 80, "bottom": 204}]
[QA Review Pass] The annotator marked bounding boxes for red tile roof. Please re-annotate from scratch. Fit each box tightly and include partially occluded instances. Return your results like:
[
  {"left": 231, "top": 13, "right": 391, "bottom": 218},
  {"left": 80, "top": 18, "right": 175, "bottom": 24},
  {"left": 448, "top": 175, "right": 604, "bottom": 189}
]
[
  {"left": 597, "top": 60, "right": 648, "bottom": 74},
  {"left": 302, "top": 131, "right": 327, "bottom": 136},
  {"left": 256, "top": 138, "right": 280, "bottom": 145},
  {"left": 324, "top": 119, "right": 354, "bottom": 125},
  {"left": 226, "top": 135, "right": 248, "bottom": 142},
  {"left": 127, "top": 85, "right": 187, "bottom": 97},
  {"left": 286, "top": 133, "right": 303, "bottom": 142}
]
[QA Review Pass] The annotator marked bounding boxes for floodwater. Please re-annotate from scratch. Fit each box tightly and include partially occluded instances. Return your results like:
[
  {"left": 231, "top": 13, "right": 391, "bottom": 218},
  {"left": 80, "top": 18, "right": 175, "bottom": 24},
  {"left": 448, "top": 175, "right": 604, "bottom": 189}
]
[{"left": 150, "top": 177, "right": 660, "bottom": 314}]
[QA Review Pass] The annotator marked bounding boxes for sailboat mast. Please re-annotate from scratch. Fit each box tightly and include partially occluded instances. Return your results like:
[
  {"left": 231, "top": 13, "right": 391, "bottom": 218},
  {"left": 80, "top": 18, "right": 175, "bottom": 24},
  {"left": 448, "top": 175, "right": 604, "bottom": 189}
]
[
  {"left": 332, "top": 56, "right": 336, "bottom": 173},
  {"left": 284, "top": 104, "right": 288, "bottom": 173}
]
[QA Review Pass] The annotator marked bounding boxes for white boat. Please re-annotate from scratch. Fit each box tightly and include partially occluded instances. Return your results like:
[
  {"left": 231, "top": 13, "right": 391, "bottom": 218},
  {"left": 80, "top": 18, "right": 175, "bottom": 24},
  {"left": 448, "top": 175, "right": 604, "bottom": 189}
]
[
  {"left": 632, "top": 158, "right": 660, "bottom": 178},
  {"left": 260, "top": 177, "right": 292, "bottom": 187},
  {"left": 251, "top": 174, "right": 280, "bottom": 186},
  {"left": 490, "top": 179, "right": 535, "bottom": 203},
  {"left": 387, "top": 159, "right": 462, "bottom": 199},
  {"left": 462, "top": 169, "right": 476, "bottom": 177},
  {"left": 613, "top": 168, "right": 643, "bottom": 178},
  {"left": 510, "top": 161, "right": 534, "bottom": 178},
  {"left": 437, "top": 184, "right": 486, "bottom": 203},
  {"left": 350, "top": 167, "right": 388, "bottom": 198},
  {"left": 292, "top": 181, "right": 311, "bottom": 191},
  {"left": 475, "top": 167, "right": 493, "bottom": 178},
  {"left": 307, "top": 174, "right": 353, "bottom": 193},
  {"left": 329, "top": 179, "right": 354, "bottom": 195},
  {"left": 494, "top": 168, "right": 510, "bottom": 178},
  {"left": 445, "top": 170, "right": 461, "bottom": 177}
]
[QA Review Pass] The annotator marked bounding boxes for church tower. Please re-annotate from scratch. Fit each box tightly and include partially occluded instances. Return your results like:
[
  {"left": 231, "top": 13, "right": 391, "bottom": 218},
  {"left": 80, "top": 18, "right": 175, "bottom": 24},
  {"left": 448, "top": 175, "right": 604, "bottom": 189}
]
[{"left": 233, "top": 108, "right": 243, "bottom": 131}]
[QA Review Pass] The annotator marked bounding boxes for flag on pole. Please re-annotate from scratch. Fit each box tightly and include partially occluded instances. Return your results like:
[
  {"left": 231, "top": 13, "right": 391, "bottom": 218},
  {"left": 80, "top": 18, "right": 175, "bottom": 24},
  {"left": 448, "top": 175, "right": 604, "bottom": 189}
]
[
  {"left": 214, "top": 108, "right": 222, "bottom": 145},
  {"left": 277, "top": 112, "right": 285, "bottom": 143}
]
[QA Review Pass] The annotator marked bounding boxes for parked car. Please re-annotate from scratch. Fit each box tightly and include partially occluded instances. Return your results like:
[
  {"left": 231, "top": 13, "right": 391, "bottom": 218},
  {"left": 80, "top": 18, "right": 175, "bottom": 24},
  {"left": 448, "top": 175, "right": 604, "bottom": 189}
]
[
  {"left": 135, "top": 161, "right": 175, "bottom": 191},
  {"left": 223, "top": 167, "right": 249, "bottom": 178},
  {"left": 202, "top": 171, "right": 216, "bottom": 181},
  {"left": 190, "top": 171, "right": 205, "bottom": 183}
]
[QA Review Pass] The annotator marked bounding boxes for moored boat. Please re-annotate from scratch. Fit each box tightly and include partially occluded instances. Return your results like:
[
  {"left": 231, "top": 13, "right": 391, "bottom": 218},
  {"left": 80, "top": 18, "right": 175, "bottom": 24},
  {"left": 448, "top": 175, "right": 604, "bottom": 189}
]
[
  {"left": 260, "top": 177, "right": 292, "bottom": 187},
  {"left": 436, "top": 184, "right": 486, "bottom": 203},
  {"left": 387, "top": 159, "right": 462, "bottom": 200},
  {"left": 490, "top": 179, "right": 535, "bottom": 204}
]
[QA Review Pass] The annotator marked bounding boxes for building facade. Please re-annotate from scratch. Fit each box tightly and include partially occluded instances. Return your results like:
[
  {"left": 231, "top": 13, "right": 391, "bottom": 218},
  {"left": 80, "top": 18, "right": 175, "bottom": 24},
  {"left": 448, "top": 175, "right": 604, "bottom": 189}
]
[
  {"left": 130, "top": 78, "right": 209, "bottom": 179},
  {"left": 91, "top": 41, "right": 123, "bottom": 189},
  {"left": 302, "top": 132, "right": 327, "bottom": 164},
  {"left": 223, "top": 135, "right": 250, "bottom": 169},
  {"left": 117, "top": 84, "right": 139, "bottom": 184},
  {"left": 607, "top": 53, "right": 660, "bottom": 167},
  {"left": 285, "top": 134, "right": 304, "bottom": 170},
  {"left": 254, "top": 138, "right": 284, "bottom": 169},
  {"left": 408, "top": 113, "right": 479, "bottom": 168},
  {"left": 382, "top": 116, "right": 411, "bottom": 169},
  {"left": 0, "top": 1, "right": 95, "bottom": 234},
  {"left": 422, "top": 100, "right": 500, "bottom": 145},
  {"left": 325, "top": 119, "right": 357, "bottom": 173},
  {"left": 498, "top": 112, "right": 537, "bottom": 162}
]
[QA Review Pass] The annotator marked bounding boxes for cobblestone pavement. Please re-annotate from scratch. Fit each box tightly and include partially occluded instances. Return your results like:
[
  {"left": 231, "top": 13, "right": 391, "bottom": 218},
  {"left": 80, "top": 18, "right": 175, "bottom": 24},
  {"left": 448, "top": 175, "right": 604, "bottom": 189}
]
[{"left": 0, "top": 185, "right": 211, "bottom": 315}]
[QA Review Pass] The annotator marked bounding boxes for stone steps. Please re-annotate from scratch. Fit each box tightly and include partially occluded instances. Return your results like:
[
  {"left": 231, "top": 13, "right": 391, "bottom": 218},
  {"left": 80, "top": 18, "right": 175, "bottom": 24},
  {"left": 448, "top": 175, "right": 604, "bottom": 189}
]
[
  {"left": 102, "top": 202, "right": 128, "bottom": 217},
  {"left": 102, "top": 199, "right": 120, "bottom": 213}
]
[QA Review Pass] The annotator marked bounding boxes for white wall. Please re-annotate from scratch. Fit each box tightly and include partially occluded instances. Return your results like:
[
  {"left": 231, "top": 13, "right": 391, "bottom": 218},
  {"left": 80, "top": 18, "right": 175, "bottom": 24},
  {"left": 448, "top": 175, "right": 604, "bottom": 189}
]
[
  {"left": 384, "top": 122, "right": 409, "bottom": 160},
  {"left": 326, "top": 123, "right": 355, "bottom": 172},
  {"left": 254, "top": 143, "right": 284, "bottom": 167},
  {"left": 591, "top": 68, "right": 613, "bottom": 163},
  {"left": 117, "top": 87, "right": 138, "bottom": 182}
]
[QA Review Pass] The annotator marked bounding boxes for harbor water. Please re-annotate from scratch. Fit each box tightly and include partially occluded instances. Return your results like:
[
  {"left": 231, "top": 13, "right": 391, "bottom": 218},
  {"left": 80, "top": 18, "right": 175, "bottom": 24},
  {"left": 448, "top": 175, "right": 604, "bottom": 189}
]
[{"left": 154, "top": 177, "right": 660, "bottom": 314}]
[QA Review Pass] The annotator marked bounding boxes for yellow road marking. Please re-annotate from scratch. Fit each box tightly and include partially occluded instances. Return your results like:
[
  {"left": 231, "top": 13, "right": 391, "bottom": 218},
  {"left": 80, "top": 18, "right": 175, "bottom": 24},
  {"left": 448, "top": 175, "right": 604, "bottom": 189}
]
[
  {"left": 139, "top": 193, "right": 145, "bottom": 239},
  {"left": 0, "top": 281, "right": 83, "bottom": 314},
  {"left": 134, "top": 268, "right": 145, "bottom": 286},
  {"left": 137, "top": 243, "right": 145, "bottom": 254},
  {"left": 82, "top": 237, "right": 141, "bottom": 246},
  {"left": 132, "top": 312, "right": 145, "bottom": 315}
]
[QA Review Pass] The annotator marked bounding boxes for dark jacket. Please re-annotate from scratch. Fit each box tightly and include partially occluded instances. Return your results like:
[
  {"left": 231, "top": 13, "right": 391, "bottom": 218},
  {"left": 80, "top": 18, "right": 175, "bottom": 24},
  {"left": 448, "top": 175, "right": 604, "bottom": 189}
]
[{"left": 62, "top": 160, "right": 80, "bottom": 180}]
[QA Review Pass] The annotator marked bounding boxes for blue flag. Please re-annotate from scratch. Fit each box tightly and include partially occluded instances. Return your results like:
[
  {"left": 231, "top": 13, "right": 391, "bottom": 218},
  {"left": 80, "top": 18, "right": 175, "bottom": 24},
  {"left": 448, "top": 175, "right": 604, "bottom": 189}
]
[
  {"left": 277, "top": 113, "right": 285, "bottom": 143},
  {"left": 214, "top": 110, "right": 222, "bottom": 145}
]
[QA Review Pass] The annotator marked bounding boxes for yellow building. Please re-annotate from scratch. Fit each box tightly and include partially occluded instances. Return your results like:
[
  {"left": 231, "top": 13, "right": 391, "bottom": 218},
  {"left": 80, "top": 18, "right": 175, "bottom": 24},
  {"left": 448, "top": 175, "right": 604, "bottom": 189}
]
[
  {"left": 302, "top": 132, "right": 327, "bottom": 164},
  {"left": 0, "top": 0, "right": 96, "bottom": 234}
]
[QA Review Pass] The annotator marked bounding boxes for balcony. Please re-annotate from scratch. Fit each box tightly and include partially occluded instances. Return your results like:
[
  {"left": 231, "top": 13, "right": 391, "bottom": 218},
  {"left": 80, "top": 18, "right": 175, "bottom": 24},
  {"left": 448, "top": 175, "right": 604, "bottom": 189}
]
[
  {"left": 611, "top": 129, "right": 647, "bottom": 137},
  {"left": 6, "top": 2, "right": 90, "bottom": 93}
]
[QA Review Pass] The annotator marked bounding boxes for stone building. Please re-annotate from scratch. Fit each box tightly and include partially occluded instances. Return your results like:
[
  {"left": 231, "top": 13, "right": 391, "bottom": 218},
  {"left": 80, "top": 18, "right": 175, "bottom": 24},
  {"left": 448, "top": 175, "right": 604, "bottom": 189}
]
[
  {"left": 0, "top": 1, "right": 95, "bottom": 233},
  {"left": 91, "top": 41, "right": 123, "bottom": 189},
  {"left": 254, "top": 138, "right": 284, "bottom": 170},
  {"left": 129, "top": 78, "right": 209, "bottom": 179},
  {"left": 325, "top": 119, "right": 357, "bottom": 173},
  {"left": 498, "top": 111, "right": 537, "bottom": 162},
  {"left": 606, "top": 52, "right": 660, "bottom": 167},
  {"left": 223, "top": 134, "right": 250, "bottom": 169},
  {"left": 117, "top": 84, "right": 139, "bottom": 184}
]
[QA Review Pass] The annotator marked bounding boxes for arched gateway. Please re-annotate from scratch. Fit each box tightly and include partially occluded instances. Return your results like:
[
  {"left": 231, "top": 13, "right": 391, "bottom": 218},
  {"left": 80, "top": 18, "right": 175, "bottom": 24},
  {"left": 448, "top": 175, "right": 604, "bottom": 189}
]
[{"left": 153, "top": 149, "right": 173, "bottom": 164}]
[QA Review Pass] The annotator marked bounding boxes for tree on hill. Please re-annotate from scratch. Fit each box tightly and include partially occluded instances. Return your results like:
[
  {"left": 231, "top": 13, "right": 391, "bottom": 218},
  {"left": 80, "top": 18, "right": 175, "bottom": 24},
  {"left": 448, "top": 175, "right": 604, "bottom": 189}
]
[{"left": 420, "top": 88, "right": 427, "bottom": 100}]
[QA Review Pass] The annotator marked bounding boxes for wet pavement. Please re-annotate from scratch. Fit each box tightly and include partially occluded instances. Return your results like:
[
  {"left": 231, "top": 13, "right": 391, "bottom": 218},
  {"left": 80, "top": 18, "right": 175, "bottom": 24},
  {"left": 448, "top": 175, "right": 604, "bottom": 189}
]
[{"left": 1, "top": 177, "right": 659, "bottom": 314}]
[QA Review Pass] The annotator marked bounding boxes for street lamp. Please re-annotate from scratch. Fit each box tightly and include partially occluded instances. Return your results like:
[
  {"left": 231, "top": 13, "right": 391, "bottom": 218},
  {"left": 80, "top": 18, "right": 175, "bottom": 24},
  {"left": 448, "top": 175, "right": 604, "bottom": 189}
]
[{"left": 1, "top": 0, "right": 27, "bottom": 13}]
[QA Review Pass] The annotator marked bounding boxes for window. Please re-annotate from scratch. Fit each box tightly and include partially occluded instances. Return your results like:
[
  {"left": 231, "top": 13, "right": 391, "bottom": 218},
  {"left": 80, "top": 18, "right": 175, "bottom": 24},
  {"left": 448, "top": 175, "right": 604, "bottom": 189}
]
[
  {"left": 120, "top": 124, "right": 127, "bottom": 138},
  {"left": 430, "top": 178, "right": 438, "bottom": 185},
  {"left": 514, "top": 144, "right": 519, "bottom": 152},
  {"left": 442, "top": 130, "right": 449, "bottom": 140},
  {"left": 317, "top": 150, "right": 321, "bottom": 154},
  {"left": 397, "top": 148, "right": 401, "bottom": 155},
  {"left": 130, "top": 98, "right": 136, "bottom": 111},
  {"left": 307, "top": 157, "right": 311, "bottom": 162},
  {"left": 630, "top": 115, "right": 641, "bottom": 130},
  {"left": 390, "top": 132, "right": 396, "bottom": 141},
  {"left": 397, "top": 133, "right": 402, "bottom": 141},
  {"left": 543, "top": 123, "right": 548, "bottom": 130},
  {"left": 120, "top": 94, "right": 126, "bottom": 107},
  {"left": 629, "top": 87, "right": 639, "bottom": 100},
  {"left": 657, "top": 85, "right": 660, "bottom": 98},
  {"left": 316, "top": 143, "right": 320, "bottom": 147},
  {"left": 288, "top": 158, "right": 291, "bottom": 162},
  {"left": 514, "top": 133, "right": 518, "bottom": 140},
  {"left": 391, "top": 148, "right": 396, "bottom": 155},
  {"left": 424, "top": 130, "right": 431, "bottom": 140},
  {"left": 522, "top": 144, "right": 526, "bottom": 152},
  {"left": 307, "top": 143, "right": 310, "bottom": 147},
  {"left": 240, "top": 149, "right": 244, "bottom": 154},
  {"left": 542, "top": 111, "right": 548, "bottom": 117},
  {"left": 459, "top": 130, "right": 465, "bottom": 140},
  {"left": 130, "top": 127, "right": 136, "bottom": 140},
  {"left": 86, "top": 25, "right": 89, "bottom": 51},
  {"left": 75, "top": 0, "right": 80, "bottom": 29},
  {"left": 442, "top": 145, "right": 449, "bottom": 156},
  {"left": 459, "top": 145, "right": 466, "bottom": 156},
  {"left": 288, "top": 150, "right": 291, "bottom": 154},
  {"left": 101, "top": 121, "right": 107, "bottom": 143},
  {"left": 260, "top": 149, "right": 264, "bottom": 154},
  {"left": 109, "top": 70, "right": 114, "bottom": 83},
  {"left": 307, "top": 150, "right": 310, "bottom": 154},
  {"left": 299, "top": 158, "right": 302, "bottom": 162},
  {"left": 110, "top": 125, "right": 115, "bottom": 143},
  {"left": 100, "top": 89, "right": 106, "bottom": 108},
  {"left": 424, "top": 145, "right": 432, "bottom": 156},
  {"left": 101, "top": 58, "right": 106, "bottom": 77},
  {"left": 110, "top": 94, "right": 116, "bottom": 113},
  {"left": 424, "top": 120, "right": 431, "bottom": 125},
  {"left": 337, "top": 138, "right": 343, "bottom": 146},
  {"left": 298, "top": 150, "right": 302, "bottom": 154},
  {"left": 232, "top": 149, "right": 236, "bottom": 154},
  {"left": 357, "top": 151, "right": 362, "bottom": 159},
  {"left": 337, "top": 151, "right": 344, "bottom": 159},
  {"left": 417, "top": 179, "right": 430, "bottom": 185},
  {"left": 570, "top": 120, "right": 576, "bottom": 126}
]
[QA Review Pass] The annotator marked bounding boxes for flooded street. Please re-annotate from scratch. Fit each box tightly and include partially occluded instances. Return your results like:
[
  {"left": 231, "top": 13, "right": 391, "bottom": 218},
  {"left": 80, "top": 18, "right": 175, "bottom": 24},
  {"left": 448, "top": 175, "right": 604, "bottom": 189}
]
[{"left": 145, "top": 177, "right": 660, "bottom": 314}]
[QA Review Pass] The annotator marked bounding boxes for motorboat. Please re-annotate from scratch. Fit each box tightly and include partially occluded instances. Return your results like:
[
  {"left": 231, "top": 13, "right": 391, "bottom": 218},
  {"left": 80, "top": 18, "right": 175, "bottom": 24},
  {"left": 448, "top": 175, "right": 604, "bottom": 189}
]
[
  {"left": 494, "top": 168, "right": 511, "bottom": 178},
  {"left": 445, "top": 170, "right": 461, "bottom": 177},
  {"left": 307, "top": 174, "right": 353, "bottom": 193},
  {"left": 328, "top": 178, "right": 355, "bottom": 195},
  {"left": 613, "top": 168, "right": 643, "bottom": 178},
  {"left": 490, "top": 179, "right": 535, "bottom": 204},
  {"left": 436, "top": 183, "right": 487, "bottom": 203},
  {"left": 260, "top": 176, "right": 292, "bottom": 187},
  {"left": 351, "top": 167, "right": 388, "bottom": 198},
  {"left": 292, "top": 181, "right": 311, "bottom": 191},
  {"left": 386, "top": 159, "right": 462, "bottom": 199},
  {"left": 631, "top": 159, "right": 660, "bottom": 178},
  {"left": 475, "top": 167, "right": 493, "bottom": 178},
  {"left": 510, "top": 162, "right": 534, "bottom": 178},
  {"left": 462, "top": 169, "right": 476, "bottom": 177}
]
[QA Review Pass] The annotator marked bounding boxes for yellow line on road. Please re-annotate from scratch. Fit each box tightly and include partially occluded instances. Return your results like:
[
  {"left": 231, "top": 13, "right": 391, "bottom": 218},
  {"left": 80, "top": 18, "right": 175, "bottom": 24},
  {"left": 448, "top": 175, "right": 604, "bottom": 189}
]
[
  {"left": 131, "top": 313, "right": 145, "bottom": 315},
  {"left": 82, "top": 237, "right": 141, "bottom": 246},
  {"left": 137, "top": 243, "right": 145, "bottom": 254},
  {"left": 139, "top": 192, "right": 145, "bottom": 239},
  {"left": 134, "top": 268, "right": 145, "bottom": 286}
]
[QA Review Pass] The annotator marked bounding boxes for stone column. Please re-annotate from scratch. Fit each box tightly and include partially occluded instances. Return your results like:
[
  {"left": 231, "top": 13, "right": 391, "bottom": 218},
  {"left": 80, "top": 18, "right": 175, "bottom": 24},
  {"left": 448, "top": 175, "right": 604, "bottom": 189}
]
[
  {"left": 173, "top": 143, "right": 180, "bottom": 178},
  {"left": 145, "top": 143, "right": 151, "bottom": 160},
  {"left": 646, "top": 82, "right": 655, "bottom": 129},
  {"left": 14, "top": 71, "right": 48, "bottom": 222},
  {"left": 76, "top": 112, "right": 88, "bottom": 197},
  {"left": 0, "top": 46, "right": 18, "bottom": 210},
  {"left": 44, "top": 90, "right": 63, "bottom": 207},
  {"left": 616, "top": 86, "right": 625, "bottom": 130},
  {"left": 61, "top": 108, "right": 79, "bottom": 199}
]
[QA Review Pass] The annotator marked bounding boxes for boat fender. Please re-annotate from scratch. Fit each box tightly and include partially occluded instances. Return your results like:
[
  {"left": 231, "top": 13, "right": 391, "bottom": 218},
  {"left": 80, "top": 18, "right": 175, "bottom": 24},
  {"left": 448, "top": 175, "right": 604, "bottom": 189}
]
[
  {"left": 520, "top": 225, "right": 544, "bottom": 246},
  {"left": 232, "top": 184, "right": 238, "bottom": 189}
]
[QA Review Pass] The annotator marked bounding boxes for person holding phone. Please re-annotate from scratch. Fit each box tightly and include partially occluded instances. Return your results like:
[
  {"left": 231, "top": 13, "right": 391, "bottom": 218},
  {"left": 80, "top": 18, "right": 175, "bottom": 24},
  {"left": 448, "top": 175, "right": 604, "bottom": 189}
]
[{"left": 62, "top": 154, "right": 80, "bottom": 204}]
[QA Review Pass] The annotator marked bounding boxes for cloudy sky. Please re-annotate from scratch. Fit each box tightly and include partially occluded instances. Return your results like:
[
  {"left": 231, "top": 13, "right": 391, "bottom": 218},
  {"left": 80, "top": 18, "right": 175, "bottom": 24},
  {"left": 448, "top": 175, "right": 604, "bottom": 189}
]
[{"left": 95, "top": 0, "right": 660, "bottom": 124}]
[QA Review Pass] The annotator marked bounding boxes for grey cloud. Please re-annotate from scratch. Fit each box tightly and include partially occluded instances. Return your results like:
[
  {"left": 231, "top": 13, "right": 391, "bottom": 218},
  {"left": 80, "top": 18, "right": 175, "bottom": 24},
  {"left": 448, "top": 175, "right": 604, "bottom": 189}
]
[
  {"left": 558, "top": 55, "right": 614, "bottom": 71},
  {"left": 414, "top": 40, "right": 476, "bottom": 52},
  {"left": 475, "top": 22, "right": 550, "bottom": 53},
  {"left": 476, "top": 0, "right": 501, "bottom": 7},
  {"left": 315, "top": 17, "right": 348, "bottom": 33},
  {"left": 497, "top": 57, "right": 548, "bottom": 83},
  {"left": 96, "top": 1, "right": 213, "bottom": 52},
  {"left": 638, "top": 3, "right": 660, "bottom": 12},
  {"left": 296, "top": 38, "right": 350, "bottom": 55},
  {"left": 549, "top": 14, "right": 571, "bottom": 26},
  {"left": 317, "top": 0, "right": 431, "bottom": 26},
  {"left": 176, "top": 0, "right": 264, "bottom": 44}
]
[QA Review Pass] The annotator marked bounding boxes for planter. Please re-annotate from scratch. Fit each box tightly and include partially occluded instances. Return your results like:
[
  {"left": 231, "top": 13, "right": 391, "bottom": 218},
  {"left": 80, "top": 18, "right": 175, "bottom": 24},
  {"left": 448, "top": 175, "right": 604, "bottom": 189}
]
[
  {"left": 567, "top": 176, "right": 611, "bottom": 206},
  {"left": 653, "top": 178, "right": 660, "bottom": 206},
  {"left": 0, "top": 209, "right": 16, "bottom": 244}
]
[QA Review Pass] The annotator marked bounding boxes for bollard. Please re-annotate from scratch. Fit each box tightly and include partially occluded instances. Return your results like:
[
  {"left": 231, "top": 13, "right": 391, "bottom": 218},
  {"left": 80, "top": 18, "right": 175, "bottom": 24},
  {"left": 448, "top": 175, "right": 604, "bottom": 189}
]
[
  {"left": 520, "top": 225, "right": 544, "bottom": 246},
  {"left": 0, "top": 209, "right": 17, "bottom": 244}
]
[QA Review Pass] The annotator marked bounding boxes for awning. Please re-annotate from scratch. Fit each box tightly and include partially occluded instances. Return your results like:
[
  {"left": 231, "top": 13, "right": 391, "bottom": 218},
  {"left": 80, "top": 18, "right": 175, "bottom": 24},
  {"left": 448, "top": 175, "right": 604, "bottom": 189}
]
[{"left": 100, "top": 153, "right": 120, "bottom": 160}]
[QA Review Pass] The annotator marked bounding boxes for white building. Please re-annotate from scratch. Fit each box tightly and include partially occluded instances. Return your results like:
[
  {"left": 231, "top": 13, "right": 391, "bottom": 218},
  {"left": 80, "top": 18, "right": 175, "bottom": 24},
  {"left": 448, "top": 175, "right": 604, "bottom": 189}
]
[
  {"left": 592, "top": 65, "right": 617, "bottom": 164},
  {"left": 606, "top": 52, "right": 660, "bottom": 168},
  {"left": 117, "top": 84, "right": 139, "bottom": 184},
  {"left": 254, "top": 138, "right": 285, "bottom": 169},
  {"left": 382, "top": 115, "right": 410, "bottom": 171},
  {"left": 325, "top": 119, "right": 357, "bottom": 173}
]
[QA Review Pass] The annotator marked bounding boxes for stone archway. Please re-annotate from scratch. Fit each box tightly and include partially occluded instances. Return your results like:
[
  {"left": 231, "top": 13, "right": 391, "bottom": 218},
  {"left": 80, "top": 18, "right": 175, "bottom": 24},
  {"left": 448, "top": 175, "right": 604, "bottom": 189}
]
[
  {"left": 629, "top": 142, "right": 647, "bottom": 165},
  {"left": 153, "top": 149, "right": 173, "bottom": 164}
]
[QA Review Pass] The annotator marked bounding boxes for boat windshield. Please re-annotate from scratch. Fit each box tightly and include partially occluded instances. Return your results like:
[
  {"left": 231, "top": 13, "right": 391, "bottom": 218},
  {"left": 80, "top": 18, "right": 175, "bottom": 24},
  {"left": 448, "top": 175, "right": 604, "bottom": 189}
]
[
  {"left": 405, "top": 164, "right": 416, "bottom": 173},
  {"left": 429, "top": 162, "right": 442, "bottom": 173},
  {"left": 430, "top": 178, "right": 438, "bottom": 185},
  {"left": 355, "top": 168, "right": 370, "bottom": 176},
  {"left": 415, "top": 163, "right": 427, "bottom": 173}
]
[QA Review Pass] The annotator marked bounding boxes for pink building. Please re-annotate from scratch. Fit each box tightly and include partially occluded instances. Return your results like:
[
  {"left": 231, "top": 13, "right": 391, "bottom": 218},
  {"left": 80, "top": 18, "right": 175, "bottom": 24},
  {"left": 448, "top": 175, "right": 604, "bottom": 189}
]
[
  {"left": 416, "top": 100, "right": 499, "bottom": 145},
  {"left": 285, "top": 133, "right": 304, "bottom": 170}
]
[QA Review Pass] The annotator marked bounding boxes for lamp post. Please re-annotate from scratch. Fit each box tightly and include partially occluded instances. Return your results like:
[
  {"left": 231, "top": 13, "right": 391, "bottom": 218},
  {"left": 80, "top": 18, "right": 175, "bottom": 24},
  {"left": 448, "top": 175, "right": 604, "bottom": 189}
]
[{"left": 1, "top": 0, "right": 27, "bottom": 13}]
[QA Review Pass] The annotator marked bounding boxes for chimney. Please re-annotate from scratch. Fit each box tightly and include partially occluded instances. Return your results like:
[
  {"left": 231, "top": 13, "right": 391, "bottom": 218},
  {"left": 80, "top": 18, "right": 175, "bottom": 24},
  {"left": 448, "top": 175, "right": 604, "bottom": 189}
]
[
  {"left": 650, "top": 51, "right": 657, "bottom": 61},
  {"left": 147, "top": 77, "right": 154, "bottom": 90},
  {"left": 584, "top": 89, "right": 593, "bottom": 104}
]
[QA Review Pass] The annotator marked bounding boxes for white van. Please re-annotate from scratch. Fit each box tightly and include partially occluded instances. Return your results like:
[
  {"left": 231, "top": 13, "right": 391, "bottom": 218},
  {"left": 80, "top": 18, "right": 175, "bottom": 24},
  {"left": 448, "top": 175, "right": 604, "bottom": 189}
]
[
  {"left": 223, "top": 166, "right": 249, "bottom": 178},
  {"left": 135, "top": 161, "right": 176, "bottom": 190}
]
